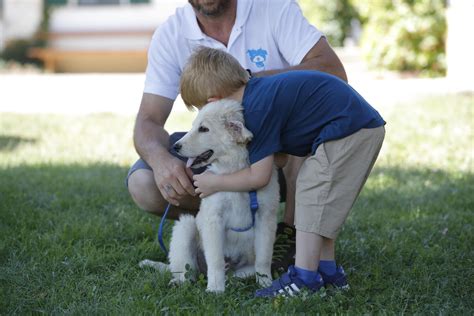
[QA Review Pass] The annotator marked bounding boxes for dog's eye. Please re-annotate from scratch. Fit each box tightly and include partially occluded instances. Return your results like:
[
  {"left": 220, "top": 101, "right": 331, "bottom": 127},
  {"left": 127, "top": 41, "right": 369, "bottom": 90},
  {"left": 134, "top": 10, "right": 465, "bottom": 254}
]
[{"left": 198, "top": 126, "right": 209, "bottom": 133}]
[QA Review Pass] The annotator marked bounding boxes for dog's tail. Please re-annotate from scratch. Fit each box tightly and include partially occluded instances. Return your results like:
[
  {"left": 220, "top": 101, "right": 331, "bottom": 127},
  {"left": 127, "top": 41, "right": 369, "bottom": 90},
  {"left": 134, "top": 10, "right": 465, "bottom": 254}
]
[{"left": 139, "top": 259, "right": 170, "bottom": 272}]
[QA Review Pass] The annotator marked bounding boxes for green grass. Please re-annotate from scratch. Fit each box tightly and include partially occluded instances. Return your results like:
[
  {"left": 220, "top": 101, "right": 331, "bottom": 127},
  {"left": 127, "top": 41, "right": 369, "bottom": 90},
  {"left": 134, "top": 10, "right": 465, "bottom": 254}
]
[{"left": 1, "top": 94, "right": 473, "bottom": 314}]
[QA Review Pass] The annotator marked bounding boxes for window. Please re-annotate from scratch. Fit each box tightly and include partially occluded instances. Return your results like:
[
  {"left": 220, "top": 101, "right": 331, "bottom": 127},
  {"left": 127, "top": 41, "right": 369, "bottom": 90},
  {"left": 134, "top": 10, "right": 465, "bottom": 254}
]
[
  {"left": 78, "top": 0, "right": 121, "bottom": 5},
  {"left": 45, "top": 0, "right": 68, "bottom": 5}
]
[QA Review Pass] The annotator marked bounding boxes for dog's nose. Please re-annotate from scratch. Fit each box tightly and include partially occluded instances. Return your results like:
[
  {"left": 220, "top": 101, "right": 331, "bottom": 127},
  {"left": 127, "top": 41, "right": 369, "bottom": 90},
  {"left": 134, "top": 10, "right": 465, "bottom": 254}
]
[{"left": 173, "top": 142, "right": 182, "bottom": 152}]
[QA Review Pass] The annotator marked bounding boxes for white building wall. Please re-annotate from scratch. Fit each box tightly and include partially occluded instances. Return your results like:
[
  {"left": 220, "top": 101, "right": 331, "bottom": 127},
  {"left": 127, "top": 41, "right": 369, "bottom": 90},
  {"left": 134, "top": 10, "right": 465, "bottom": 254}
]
[
  {"left": 0, "top": 13, "right": 4, "bottom": 51},
  {"left": 48, "top": 0, "right": 185, "bottom": 50},
  {"left": 49, "top": 1, "right": 185, "bottom": 34},
  {"left": 446, "top": 0, "right": 474, "bottom": 83},
  {"left": 0, "top": 0, "right": 185, "bottom": 52},
  {"left": 2, "top": 0, "right": 43, "bottom": 41}
]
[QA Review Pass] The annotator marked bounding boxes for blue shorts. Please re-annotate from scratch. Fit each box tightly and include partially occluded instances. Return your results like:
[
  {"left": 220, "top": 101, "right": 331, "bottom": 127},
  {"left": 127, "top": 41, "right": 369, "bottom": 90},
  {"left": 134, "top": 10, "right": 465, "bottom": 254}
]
[{"left": 126, "top": 132, "right": 286, "bottom": 201}]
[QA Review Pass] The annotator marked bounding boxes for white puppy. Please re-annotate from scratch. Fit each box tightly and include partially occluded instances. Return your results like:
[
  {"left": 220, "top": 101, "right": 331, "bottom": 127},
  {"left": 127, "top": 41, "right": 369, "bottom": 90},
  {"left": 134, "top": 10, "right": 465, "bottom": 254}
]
[{"left": 140, "top": 99, "right": 279, "bottom": 293}]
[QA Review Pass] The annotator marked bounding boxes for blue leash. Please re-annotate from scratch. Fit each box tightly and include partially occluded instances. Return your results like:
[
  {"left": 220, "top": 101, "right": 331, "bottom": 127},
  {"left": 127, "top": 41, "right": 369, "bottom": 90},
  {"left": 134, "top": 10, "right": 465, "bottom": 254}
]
[
  {"left": 158, "top": 203, "right": 172, "bottom": 256},
  {"left": 157, "top": 191, "right": 259, "bottom": 255}
]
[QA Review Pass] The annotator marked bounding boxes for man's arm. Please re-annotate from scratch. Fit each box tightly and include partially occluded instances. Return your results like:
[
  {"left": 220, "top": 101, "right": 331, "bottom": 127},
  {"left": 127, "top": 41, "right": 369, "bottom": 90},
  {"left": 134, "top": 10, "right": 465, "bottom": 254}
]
[
  {"left": 134, "top": 93, "right": 195, "bottom": 205},
  {"left": 256, "top": 37, "right": 348, "bottom": 82},
  {"left": 192, "top": 155, "right": 274, "bottom": 198}
]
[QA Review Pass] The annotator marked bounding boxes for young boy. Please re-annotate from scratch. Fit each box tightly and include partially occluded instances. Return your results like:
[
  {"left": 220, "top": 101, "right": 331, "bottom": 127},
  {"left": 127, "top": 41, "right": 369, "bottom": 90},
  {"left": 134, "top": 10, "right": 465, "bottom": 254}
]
[{"left": 180, "top": 47, "right": 385, "bottom": 298}]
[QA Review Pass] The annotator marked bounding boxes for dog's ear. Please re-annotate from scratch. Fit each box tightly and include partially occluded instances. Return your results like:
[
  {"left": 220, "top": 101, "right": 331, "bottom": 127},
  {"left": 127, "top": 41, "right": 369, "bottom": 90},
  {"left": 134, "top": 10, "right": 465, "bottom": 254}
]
[{"left": 225, "top": 120, "right": 253, "bottom": 144}]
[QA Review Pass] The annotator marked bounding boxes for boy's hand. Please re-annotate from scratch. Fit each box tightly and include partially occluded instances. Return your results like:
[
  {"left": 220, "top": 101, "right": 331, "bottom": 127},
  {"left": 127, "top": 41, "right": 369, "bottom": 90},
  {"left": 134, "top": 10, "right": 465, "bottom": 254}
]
[{"left": 193, "top": 171, "right": 220, "bottom": 198}]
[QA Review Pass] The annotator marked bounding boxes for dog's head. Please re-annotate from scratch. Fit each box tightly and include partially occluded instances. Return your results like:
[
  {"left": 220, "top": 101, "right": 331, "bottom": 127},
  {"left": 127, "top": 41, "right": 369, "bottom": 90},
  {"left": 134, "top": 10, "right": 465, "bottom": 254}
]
[{"left": 173, "top": 99, "right": 253, "bottom": 168}]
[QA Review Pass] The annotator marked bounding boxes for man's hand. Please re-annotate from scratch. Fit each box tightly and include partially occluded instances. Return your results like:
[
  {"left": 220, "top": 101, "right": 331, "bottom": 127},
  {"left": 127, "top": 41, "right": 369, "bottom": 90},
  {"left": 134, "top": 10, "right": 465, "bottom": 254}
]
[
  {"left": 134, "top": 93, "right": 196, "bottom": 206},
  {"left": 193, "top": 171, "right": 220, "bottom": 198},
  {"left": 153, "top": 154, "right": 196, "bottom": 206}
]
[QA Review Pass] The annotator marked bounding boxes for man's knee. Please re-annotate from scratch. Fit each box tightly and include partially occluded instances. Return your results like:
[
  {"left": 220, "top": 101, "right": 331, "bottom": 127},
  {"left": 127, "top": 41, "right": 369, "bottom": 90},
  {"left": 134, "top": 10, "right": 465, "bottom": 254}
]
[{"left": 128, "top": 169, "right": 167, "bottom": 214}]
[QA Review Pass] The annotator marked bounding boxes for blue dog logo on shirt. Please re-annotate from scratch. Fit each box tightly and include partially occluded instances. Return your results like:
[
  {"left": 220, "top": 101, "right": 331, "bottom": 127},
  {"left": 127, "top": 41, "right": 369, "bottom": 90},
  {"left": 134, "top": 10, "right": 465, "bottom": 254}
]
[{"left": 247, "top": 49, "right": 268, "bottom": 68}]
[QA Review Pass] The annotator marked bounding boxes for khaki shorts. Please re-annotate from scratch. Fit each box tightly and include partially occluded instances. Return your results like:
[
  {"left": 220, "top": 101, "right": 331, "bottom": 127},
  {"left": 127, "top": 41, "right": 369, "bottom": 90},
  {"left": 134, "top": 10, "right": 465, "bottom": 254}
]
[{"left": 295, "top": 126, "right": 385, "bottom": 239}]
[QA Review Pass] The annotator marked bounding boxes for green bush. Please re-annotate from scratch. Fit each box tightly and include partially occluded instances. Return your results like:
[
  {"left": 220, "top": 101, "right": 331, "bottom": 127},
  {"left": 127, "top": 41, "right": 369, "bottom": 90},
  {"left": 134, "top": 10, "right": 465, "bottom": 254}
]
[
  {"left": 0, "top": 2, "right": 50, "bottom": 67},
  {"left": 299, "top": 0, "right": 358, "bottom": 47},
  {"left": 355, "top": 0, "right": 446, "bottom": 76},
  {"left": 0, "top": 39, "right": 43, "bottom": 66}
]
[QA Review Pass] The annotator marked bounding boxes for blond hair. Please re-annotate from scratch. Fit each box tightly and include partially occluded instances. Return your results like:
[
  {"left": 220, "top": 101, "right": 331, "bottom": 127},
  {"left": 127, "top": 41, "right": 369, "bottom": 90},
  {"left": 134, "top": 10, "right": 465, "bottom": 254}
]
[{"left": 180, "top": 47, "right": 249, "bottom": 109}]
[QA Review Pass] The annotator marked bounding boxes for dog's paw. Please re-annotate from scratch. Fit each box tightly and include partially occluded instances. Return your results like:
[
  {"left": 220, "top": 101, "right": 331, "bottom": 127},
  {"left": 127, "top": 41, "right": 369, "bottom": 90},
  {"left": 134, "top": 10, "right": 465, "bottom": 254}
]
[
  {"left": 169, "top": 272, "right": 187, "bottom": 286},
  {"left": 256, "top": 272, "right": 272, "bottom": 287},
  {"left": 206, "top": 284, "right": 225, "bottom": 293},
  {"left": 139, "top": 259, "right": 169, "bottom": 272},
  {"left": 234, "top": 265, "right": 255, "bottom": 279},
  {"left": 206, "top": 275, "right": 225, "bottom": 293}
]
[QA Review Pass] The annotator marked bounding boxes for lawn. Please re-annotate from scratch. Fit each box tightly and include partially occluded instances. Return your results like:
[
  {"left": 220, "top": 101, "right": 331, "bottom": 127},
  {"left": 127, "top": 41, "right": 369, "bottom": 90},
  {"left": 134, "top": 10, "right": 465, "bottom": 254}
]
[{"left": 0, "top": 93, "right": 473, "bottom": 314}]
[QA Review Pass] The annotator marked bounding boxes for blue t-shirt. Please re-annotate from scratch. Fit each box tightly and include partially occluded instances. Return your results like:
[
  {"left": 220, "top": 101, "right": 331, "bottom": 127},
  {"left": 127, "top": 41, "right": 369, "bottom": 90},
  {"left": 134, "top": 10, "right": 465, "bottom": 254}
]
[{"left": 242, "top": 70, "right": 386, "bottom": 164}]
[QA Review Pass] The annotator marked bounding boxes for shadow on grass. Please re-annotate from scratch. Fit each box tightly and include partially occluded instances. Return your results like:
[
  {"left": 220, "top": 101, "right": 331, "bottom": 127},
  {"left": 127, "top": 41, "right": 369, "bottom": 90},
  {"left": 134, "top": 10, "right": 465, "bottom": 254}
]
[
  {"left": 0, "top": 163, "right": 159, "bottom": 261},
  {"left": 1, "top": 163, "right": 472, "bottom": 260},
  {"left": 0, "top": 135, "right": 37, "bottom": 152},
  {"left": 0, "top": 162, "right": 473, "bottom": 314}
]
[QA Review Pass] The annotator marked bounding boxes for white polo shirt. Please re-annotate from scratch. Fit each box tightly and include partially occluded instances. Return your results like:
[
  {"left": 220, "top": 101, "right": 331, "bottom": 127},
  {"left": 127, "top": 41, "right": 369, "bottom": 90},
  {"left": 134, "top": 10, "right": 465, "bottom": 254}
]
[{"left": 144, "top": 0, "right": 323, "bottom": 100}]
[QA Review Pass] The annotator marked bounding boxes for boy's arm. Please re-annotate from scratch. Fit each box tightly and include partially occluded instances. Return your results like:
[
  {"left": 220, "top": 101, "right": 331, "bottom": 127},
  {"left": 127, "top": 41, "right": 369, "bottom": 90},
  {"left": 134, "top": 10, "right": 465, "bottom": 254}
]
[{"left": 192, "top": 155, "right": 274, "bottom": 198}]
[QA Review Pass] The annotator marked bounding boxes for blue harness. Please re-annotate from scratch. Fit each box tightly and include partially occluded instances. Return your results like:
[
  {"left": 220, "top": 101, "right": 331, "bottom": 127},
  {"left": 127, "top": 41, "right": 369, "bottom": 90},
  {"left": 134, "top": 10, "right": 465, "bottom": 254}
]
[
  {"left": 157, "top": 191, "right": 259, "bottom": 256},
  {"left": 230, "top": 191, "right": 259, "bottom": 232}
]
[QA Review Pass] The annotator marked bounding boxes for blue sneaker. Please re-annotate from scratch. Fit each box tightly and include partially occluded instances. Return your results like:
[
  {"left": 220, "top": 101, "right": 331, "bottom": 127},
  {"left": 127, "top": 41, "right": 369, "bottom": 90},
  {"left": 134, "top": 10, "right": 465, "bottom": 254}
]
[
  {"left": 255, "top": 265, "right": 324, "bottom": 298},
  {"left": 318, "top": 266, "right": 350, "bottom": 290}
]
